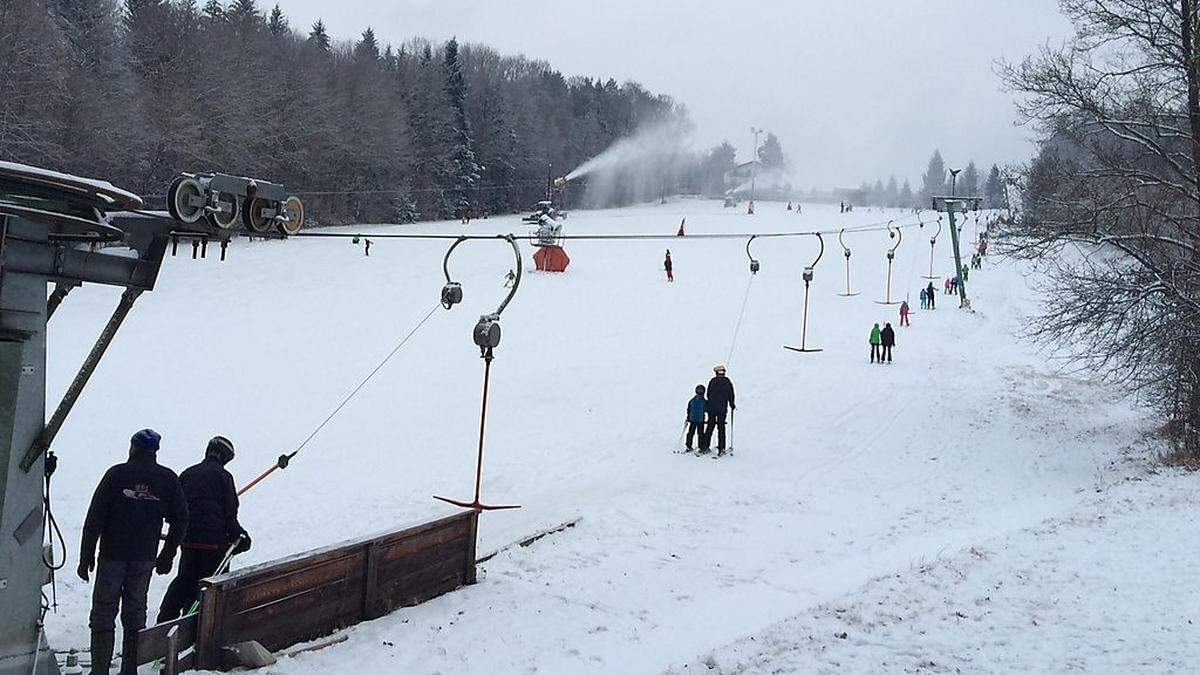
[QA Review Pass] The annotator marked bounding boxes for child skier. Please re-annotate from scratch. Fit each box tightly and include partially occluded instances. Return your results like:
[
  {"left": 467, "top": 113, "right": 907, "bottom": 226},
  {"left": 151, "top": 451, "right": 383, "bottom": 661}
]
[
  {"left": 504, "top": 269, "right": 516, "bottom": 288},
  {"left": 664, "top": 250, "right": 674, "bottom": 282},
  {"left": 919, "top": 287, "right": 927, "bottom": 310},
  {"left": 899, "top": 299, "right": 911, "bottom": 327},
  {"left": 961, "top": 264, "right": 969, "bottom": 282},
  {"left": 944, "top": 278, "right": 951, "bottom": 294},
  {"left": 869, "top": 323, "right": 882, "bottom": 363},
  {"left": 685, "top": 385, "right": 707, "bottom": 452}
]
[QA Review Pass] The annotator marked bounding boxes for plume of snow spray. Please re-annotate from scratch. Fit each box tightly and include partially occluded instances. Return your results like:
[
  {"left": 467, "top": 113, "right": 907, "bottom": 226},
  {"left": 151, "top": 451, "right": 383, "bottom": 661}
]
[{"left": 564, "top": 120, "right": 694, "bottom": 207}]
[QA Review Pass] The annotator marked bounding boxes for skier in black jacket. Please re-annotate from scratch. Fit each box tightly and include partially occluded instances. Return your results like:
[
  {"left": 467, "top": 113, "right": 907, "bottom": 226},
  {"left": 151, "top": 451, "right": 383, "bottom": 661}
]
[
  {"left": 157, "top": 436, "right": 251, "bottom": 623},
  {"left": 79, "top": 429, "right": 188, "bottom": 675},
  {"left": 880, "top": 322, "right": 896, "bottom": 363},
  {"left": 703, "top": 364, "right": 736, "bottom": 455}
]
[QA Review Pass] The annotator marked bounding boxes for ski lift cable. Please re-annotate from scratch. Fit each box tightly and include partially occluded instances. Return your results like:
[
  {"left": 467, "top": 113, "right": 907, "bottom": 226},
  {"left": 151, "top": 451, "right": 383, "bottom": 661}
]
[
  {"left": 286, "top": 214, "right": 925, "bottom": 244},
  {"left": 237, "top": 301, "right": 443, "bottom": 496}
]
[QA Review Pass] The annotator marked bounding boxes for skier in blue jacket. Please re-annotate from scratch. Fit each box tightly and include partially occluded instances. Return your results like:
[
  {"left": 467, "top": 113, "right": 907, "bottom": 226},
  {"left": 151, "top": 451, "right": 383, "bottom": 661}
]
[{"left": 685, "top": 385, "right": 707, "bottom": 452}]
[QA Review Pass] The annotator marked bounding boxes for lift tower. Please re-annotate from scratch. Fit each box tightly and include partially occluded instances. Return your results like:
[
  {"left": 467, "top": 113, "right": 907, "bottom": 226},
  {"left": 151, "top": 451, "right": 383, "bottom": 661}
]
[{"left": 0, "top": 162, "right": 175, "bottom": 674}]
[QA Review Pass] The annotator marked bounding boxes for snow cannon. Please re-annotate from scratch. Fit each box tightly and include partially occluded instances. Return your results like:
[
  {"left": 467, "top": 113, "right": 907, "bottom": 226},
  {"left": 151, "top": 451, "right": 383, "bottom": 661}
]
[
  {"left": 553, "top": 176, "right": 567, "bottom": 189},
  {"left": 167, "top": 172, "right": 304, "bottom": 235},
  {"left": 525, "top": 202, "right": 570, "bottom": 272}
]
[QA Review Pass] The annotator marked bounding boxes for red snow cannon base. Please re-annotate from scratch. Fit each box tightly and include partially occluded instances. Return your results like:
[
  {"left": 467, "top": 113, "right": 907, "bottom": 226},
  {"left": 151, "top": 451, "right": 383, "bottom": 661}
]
[{"left": 534, "top": 245, "right": 570, "bottom": 272}]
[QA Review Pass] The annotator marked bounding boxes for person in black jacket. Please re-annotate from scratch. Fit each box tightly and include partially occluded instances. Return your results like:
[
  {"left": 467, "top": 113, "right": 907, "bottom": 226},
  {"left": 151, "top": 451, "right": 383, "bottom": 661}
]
[
  {"left": 157, "top": 436, "right": 251, "bottom": 623},
  {"left": 79, "top": 429, "right": 188, "bottom": 675},
  {"left": 703, "top": 364, "right": 736, "bottom": 455},
  {"left": 880, "top": 322, "right": 896, "bottom": 363}
]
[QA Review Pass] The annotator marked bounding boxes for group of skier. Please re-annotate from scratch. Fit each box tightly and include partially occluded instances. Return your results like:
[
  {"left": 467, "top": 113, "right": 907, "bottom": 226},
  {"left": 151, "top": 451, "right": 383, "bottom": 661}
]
[
  {"left": 77, "top": 430, "right": 251, "bottom": 673},
  {"left": 683, "top": 365, "right": 736, "bottom": 456}
]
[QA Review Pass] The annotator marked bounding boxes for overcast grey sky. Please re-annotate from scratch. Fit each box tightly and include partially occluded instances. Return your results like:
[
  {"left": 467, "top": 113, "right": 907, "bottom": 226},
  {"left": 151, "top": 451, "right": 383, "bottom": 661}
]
[{"left": 275, "top": 0, "right": 1071, "bottom": 188}]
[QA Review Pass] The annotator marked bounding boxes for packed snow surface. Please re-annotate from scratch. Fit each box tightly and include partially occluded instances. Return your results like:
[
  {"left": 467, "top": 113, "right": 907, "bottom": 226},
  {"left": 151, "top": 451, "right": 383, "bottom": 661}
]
[{"left": 43, "top": 200, "right": 1192, "bottom": 673}]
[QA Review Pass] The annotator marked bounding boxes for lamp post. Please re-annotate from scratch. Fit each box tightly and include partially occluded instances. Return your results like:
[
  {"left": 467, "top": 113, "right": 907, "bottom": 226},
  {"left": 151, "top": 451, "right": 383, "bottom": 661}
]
[{"left": 749, "top": 126, "right": 761, "bottom": 214}]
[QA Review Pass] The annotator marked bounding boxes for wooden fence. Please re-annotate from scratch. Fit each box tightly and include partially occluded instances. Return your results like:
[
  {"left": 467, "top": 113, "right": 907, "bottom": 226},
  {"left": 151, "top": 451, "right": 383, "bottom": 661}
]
[{"left": 138, "top": 510, "right": 478, "bottom": 671}]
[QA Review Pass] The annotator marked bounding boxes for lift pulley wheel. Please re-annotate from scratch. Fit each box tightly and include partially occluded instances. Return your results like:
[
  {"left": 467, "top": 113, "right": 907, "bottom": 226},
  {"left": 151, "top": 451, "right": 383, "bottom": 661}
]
[
  {"left": 167, "top": 176, "right": 206, "bottom": 224},
  {"left": 441, "top": 282, "right": 463, "bottom": 309}
]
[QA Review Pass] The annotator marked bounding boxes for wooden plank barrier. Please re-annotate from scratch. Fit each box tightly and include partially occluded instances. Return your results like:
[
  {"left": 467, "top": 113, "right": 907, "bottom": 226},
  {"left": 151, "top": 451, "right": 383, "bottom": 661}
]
[{"left": 139, "top": 510, "right": 477, "bottom": 671}]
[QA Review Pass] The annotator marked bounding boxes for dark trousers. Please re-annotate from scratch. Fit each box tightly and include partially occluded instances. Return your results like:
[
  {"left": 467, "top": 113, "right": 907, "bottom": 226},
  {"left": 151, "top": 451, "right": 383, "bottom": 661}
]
[
  {"left": 870, "top": 343, "right": 880, "bottom": 362},
  {"left": 158, "top": 546, "right": 224, "bottom": 624},
  {"left": 685, "top": 421, "right": 704, "bottom": 449},
  {"left": 90, "top": 559, "right": 154, "bottom": 675},
  {"left": 881, "top": 344, "right": 893, "bottom": 362},
  {"left": 703, "top": 410, "right": 728, "bottom": 449}
]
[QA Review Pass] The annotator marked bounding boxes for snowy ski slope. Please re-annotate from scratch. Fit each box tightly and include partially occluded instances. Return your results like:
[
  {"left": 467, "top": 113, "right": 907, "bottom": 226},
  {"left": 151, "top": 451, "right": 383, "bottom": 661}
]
[{"left": 44, "top": 200, "right": 1166, "bottom": 673}]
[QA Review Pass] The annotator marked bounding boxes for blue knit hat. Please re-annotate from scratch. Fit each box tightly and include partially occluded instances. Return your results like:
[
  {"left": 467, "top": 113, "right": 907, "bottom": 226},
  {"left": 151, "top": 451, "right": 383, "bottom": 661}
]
[{"left": 131, "top": 428, "right": 161, "bottom": 452}]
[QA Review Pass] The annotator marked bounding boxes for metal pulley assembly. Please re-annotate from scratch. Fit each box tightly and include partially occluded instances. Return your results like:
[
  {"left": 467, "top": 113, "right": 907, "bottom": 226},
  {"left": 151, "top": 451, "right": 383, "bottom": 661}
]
[
  {"left": 441, "top": 282, "right": 463, "bottom": 309},
  {"left": 838, "top": 228, "right": 859, "bottom": 297},
  {"left": 746, "top": 235, "right": 760, "bottom": 274},
  {"left": 167, "top": 172, "right": 304, "bottom": 234},
  {"left": 440, "top": 234, "right": 522, "bottom": 355},
  {"left": 473, "top": 314, "right": 501, "bottom": 349},
  {"left": 878, "top": 221, "right": 902, "bottom": 305},
  {"left": 802, "top": 266, "right": 814, "bottom": 283}
]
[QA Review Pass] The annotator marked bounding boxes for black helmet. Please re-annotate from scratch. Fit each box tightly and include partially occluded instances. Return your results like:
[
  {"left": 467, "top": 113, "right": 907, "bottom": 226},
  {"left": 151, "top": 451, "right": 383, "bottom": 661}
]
[
  {"left": 695, "top": 384, "right": 706, "bottom": 395},
  {"left": 206, "top": 436, "right": 235, "bottom": 464}
]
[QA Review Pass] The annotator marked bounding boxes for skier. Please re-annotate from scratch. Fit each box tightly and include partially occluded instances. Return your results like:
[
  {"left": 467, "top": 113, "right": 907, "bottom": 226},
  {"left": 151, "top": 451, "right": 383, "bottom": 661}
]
[
  {"left": 504, "top": 269, "right": 516, "bottom": 288},
  {"left": 880, "top": 322, "right": 896, "bottom": 363},
  {"left": 704, "top": 365, "right": 736, "bottom": 455},
  {"left": 685, "top": 385, "right": 707, "bottom": 452},
  {"left": 664, "top": 250, "right": 674, "bottom": 282},
  {"left": 364, "top": 238, "right": 372, "bottom": 257},
  {"left": 787, "top": 200, "right": 793, "bottom": 211},
  {"left": 919, "top": 287, "right": 928, "bottom": 310},
  {"left": 899, "top": 299, "right": 911, "bottom": 327},
  {"left": 157, "top": 436, "right": 252, "bottom": 624},
  {"left": 869, "top": 323, "right": 882, "bottom": 363},
  {"left": 79, "top": 429, "right": 188, "bottom": 675},
  {"left": 961, "top": 264, "right": 970, "bottom": 282},
  {"left": 926, "top": 281, "right": 937, "bottom": 309},
  {"left": 944, "top": 277, "right": 951, "bottom": 295},
  {"left": 677, "top": 218, "right": 686, "bottom": 236}
]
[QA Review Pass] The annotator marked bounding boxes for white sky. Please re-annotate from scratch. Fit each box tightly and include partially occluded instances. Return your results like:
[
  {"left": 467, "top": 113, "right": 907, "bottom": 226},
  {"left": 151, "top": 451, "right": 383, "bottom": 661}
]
[{"left": 275, "top": 0, "right": 1072, "bottom": 188}]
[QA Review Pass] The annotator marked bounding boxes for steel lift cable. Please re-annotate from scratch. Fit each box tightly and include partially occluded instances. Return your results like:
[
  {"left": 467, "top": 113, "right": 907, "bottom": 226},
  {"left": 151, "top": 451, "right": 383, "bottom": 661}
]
[{"left": 237, "top": 301, "right": 442, "bottom": 496}]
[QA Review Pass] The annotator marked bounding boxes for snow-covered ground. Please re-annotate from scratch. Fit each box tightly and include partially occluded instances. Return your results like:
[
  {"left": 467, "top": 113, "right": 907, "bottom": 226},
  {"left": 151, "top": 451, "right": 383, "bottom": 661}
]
[{"left": 42, "top": 200, "right": 1194, "bottom": 673}]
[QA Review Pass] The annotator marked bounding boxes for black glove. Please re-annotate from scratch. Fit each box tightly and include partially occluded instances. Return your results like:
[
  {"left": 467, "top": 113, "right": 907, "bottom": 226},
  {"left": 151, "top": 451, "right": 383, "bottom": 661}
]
[
  {"left": 77, "top": 558, "right": 93, "bottom": 582},
  {"left": 155, "top": 551, "right": 175, "bottom": 575},
  {"left": 233, "top": 530, "right": 252, "bottom": 555}
]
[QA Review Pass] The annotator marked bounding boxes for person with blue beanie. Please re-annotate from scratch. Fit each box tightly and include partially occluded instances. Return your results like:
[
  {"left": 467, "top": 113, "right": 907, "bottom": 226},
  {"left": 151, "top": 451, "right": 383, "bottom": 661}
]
[{"left": 79, "top": 428, "right": 188, "bottom": 675}]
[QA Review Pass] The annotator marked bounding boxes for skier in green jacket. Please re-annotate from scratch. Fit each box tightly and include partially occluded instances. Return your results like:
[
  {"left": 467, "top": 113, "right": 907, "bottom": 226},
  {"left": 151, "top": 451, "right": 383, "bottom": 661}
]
[{"left": 869, "top": 323, "right": 882, "bottom": 363}]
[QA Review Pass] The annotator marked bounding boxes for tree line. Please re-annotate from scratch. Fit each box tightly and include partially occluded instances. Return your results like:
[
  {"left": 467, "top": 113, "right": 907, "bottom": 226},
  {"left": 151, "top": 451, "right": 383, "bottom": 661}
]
[
  {"left": 852, "top": 151, "right": 1008, "bottom": 210},
  {"left": 0, "top": 0, "right": 691, "bottom": 224}
]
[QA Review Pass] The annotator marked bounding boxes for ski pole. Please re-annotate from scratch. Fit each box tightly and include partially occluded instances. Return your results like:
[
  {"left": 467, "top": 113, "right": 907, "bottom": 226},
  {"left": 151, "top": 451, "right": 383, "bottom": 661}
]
[{"left": 182, "top": 534, "right": 245, "bottom": 617}]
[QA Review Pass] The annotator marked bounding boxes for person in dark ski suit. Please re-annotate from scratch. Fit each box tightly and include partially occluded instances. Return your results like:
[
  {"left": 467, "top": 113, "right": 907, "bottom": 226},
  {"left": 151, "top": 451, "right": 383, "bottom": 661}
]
[
  {"left": 880, "top": 322, "right": 896, "bottom": 363},
  {"left": 926, "top": 281, "right": 937, "bottom": 309},
  {"left": 703, "top": 365, "right": 736, "bottom": 454},
  {"left": 157, "top": 436, "right": 252, "bottom": 624},
  {"left": 79, "top": 429, "right": 188, "bottom": 675},
  {"left": 664, "top": 250, "right": 674, "bottom": 282},
  {"left": 685, "top": 385, "right": 707, "bottom": 452}
]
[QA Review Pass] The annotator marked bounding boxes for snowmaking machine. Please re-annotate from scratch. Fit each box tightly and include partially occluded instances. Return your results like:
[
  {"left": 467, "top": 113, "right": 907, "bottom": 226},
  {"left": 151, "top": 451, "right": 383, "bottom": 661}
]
[
  {"left": 167, "top": 172, "right": 304, "bottom": 235},
  {"left": 522, "top": 200, "right": 570, "bottom": 272}
]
